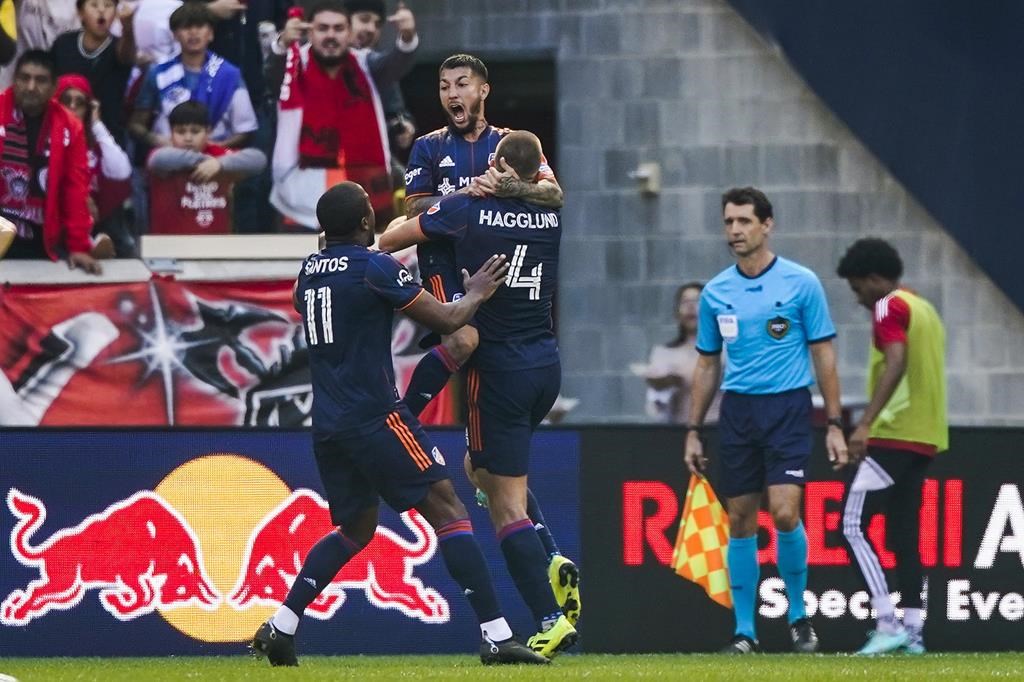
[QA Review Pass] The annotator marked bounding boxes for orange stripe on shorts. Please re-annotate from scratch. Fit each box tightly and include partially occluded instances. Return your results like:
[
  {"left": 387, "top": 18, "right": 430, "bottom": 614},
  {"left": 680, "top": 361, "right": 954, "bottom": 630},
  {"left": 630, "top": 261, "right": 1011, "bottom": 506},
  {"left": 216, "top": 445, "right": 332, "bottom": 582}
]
[{"left": 387, "top": 413, "right": 432, "bottom": 471}]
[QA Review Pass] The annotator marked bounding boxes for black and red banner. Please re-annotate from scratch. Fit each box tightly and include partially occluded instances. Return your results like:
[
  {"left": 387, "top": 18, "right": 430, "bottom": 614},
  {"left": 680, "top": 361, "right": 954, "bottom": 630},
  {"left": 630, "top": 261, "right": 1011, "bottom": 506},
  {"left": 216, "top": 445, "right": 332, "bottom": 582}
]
[{"left": 0, "top": 279, "right": 454, "bottom": 426}]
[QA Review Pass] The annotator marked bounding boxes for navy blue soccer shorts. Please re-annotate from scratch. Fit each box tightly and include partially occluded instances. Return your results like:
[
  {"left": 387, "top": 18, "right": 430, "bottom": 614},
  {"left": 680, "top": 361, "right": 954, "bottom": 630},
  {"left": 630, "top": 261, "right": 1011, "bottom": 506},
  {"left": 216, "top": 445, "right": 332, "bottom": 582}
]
[
  {"left": 716, "top": 387, "right": 812, "bottom": 498},
  {"left": 417, "top": 241, "right": 464, "bottom": 304},
  {"left": 466, "top": 362, "right": 561, "bottom": 477},
  {"left": 313, "top": 404, "right": 448, "bottom": 527}
]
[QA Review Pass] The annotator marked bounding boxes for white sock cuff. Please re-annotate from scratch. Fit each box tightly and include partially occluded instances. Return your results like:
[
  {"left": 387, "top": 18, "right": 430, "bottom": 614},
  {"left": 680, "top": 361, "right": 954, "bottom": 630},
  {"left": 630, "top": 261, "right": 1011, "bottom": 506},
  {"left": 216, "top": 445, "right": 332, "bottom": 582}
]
[
  {"left": 272, "top": 605, "right": 300, "bottom": 635},
  {"left": 480, "top": 617, "right": 513, "bottom": 642}
]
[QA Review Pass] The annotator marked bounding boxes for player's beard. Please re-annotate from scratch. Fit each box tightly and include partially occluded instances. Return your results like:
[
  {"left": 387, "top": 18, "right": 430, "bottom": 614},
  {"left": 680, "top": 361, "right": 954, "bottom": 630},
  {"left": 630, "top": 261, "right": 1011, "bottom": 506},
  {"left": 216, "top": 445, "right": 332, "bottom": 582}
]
[{"left": 447, "top": 99, "right": 483, "bottom": 134}]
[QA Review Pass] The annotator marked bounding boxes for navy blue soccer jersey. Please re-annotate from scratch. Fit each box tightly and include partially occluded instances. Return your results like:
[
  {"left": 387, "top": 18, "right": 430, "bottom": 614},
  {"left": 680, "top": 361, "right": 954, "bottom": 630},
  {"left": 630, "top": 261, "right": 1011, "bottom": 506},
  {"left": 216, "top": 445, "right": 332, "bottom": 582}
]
[
  {"left": 419, "top": 194, "right": 561, "bottom": 371},
  {"left": 296, "top": 244, "right": 423, "bottom": 436},
  {"left": 404, "top": 125, "right": 555, "bottom": 201}
]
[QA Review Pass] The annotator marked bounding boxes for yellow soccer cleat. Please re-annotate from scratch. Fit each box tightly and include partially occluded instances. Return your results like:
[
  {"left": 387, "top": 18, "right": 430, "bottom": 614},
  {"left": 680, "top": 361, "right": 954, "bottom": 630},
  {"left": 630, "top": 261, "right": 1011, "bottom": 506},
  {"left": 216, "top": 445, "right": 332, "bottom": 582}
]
[
  {"left": 548, "top": 555, "right": 581, "bottom": 626},
  {"left": 527, "top": 614, "right": 578, "bottom": 659}
]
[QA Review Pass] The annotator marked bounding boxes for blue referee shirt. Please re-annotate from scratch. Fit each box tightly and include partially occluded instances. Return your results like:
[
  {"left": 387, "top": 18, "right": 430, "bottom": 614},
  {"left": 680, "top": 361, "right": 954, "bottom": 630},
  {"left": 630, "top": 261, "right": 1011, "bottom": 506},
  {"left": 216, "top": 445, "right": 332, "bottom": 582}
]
[{"left": 696, "top": 256, "right": 836, "bottom": 395}]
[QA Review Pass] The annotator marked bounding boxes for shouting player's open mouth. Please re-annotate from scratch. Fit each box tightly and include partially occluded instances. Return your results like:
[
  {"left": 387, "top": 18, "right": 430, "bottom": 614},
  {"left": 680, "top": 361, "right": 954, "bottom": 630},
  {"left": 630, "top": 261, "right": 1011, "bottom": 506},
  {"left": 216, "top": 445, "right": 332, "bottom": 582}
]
[{"left": 449, "top": 103, "right": 467, "bottom": 126}]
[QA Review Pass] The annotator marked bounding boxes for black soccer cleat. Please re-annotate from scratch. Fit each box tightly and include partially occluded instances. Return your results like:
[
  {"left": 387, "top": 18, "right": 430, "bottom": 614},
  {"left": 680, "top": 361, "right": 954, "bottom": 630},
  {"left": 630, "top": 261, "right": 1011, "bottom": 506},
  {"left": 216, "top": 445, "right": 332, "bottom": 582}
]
[
  {"left": 480, "top": 637, "right": 550, "bottom": 665},
  {"left": 790, "top": 617, "right": 820, "bottom": 653},
  {"left": 720, "top": 634, "right": 761, "bottom": 654},
  {"left": 250, "top": 619, "right": 298, "bottom": 666}
]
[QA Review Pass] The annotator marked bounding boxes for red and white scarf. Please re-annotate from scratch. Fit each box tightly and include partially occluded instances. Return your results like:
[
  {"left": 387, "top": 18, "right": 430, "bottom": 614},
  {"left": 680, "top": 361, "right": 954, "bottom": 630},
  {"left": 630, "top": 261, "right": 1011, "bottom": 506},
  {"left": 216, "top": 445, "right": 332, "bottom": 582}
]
[{"left": 272, "top": 43, "right": 391, "bottom": 229}]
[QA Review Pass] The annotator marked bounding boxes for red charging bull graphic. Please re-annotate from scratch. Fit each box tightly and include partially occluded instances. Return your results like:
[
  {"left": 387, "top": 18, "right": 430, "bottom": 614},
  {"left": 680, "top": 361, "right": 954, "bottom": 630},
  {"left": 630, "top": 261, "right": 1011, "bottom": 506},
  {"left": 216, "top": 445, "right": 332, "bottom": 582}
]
[
  {"left": 229, "top": 489, "right": 449, "bottom": 624},
  {"left": 1, "top": 489, "right": 219, "bottom": 625}
]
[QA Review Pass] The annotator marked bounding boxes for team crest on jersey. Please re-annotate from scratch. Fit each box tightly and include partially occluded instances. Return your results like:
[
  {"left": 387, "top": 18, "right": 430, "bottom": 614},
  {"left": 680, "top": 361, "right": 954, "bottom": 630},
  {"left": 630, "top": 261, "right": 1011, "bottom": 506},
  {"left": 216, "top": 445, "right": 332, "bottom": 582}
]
[
  {"left": 767, "top": 316, "right": 791, "bottom": 339},
  {"left": 439, "top": 155, "right": 455, "bottom": 168},
  {"left": 437, "top": 178, "right": 455, "bottom": 195},
  {"left": 426, "top": 203, "right": 441, "bottom": 215}
]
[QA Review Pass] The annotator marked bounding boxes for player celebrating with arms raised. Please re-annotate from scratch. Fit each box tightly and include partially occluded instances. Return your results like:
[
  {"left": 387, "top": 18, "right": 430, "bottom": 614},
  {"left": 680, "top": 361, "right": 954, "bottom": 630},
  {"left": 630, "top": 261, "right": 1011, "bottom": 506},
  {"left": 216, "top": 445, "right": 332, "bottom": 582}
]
[
  {"left": 251, "top": 182, "right": 547, "bottom": 667},
  {"left": 381, "top": 131, "right": 577, "bottom": 658},
  {"left": 684, "top": 187, "right": 848, "bottom": 654},
  {"left": 401, "top": 53, "right": 580, "bottom": 625}
]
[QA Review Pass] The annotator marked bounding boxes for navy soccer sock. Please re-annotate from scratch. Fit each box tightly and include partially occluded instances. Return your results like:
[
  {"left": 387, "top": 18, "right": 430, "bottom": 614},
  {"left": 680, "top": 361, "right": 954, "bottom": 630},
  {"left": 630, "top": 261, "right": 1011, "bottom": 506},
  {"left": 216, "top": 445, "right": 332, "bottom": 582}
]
[
  {"left": 498, "top": 519, "right": 562, "bottom": 630},
  {"left": 281, "top": 530, "right": 361, "bottom": 620},
  {"left": 403, "top": 347, "right": 459, "bottom": 416},
  {"left": 436, "top": 520, "right": 504, "bottom": 626},
  {"left": 526, "top": 489, "right": 561, "bottom": 559}
]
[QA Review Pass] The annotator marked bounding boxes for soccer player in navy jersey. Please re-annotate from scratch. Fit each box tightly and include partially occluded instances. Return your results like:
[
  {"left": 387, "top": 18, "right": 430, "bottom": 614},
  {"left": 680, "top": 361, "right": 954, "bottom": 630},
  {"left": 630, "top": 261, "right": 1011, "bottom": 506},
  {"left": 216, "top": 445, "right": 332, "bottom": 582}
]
[
  {"left": 400, "top": 53, "right": 580, "bottom": 624},
  {"left": 684, "top": 187, "right": 848, "bottom": 654},
  {"left": 380, "top": 131, "right": 577, "bottom": 659},
  {"left": 250, "top": 181, "right": 548, "bottom": 667}
]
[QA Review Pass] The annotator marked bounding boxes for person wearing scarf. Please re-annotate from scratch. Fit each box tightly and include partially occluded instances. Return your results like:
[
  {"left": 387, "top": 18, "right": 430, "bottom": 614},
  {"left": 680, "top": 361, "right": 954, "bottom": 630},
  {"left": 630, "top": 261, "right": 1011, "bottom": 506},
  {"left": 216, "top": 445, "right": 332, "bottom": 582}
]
[
  {"left": 267, "top": 0, "right": 417, "bottom": 230},
  {"left": 0, "top": 51, "right": 98, "bottom": 273}
]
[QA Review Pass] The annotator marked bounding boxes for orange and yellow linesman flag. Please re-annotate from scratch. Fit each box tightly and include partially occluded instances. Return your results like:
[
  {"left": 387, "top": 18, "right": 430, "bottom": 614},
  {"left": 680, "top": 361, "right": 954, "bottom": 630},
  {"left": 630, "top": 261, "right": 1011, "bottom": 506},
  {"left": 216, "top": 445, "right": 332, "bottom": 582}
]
[{"left": 671, "top": 475, "right": 733, "bottom": 609}]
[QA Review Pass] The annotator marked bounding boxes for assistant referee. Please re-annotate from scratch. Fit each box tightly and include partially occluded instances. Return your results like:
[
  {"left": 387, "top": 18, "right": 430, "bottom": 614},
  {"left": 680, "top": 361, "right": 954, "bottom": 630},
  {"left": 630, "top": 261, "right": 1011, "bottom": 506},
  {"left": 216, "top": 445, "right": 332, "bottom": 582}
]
[{"left": 684, "top": 187, "right": 849, "bottom": 654}]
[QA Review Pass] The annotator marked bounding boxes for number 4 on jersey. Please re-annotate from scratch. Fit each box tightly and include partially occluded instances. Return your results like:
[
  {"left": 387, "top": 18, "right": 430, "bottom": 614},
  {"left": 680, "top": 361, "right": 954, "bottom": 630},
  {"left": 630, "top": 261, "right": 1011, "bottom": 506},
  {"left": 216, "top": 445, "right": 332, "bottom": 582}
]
[
  {"left": 304, "top": 286, "right": 334, "bottom": 345},
  {"left": 506, "top": 244, "right": 542, "bottom": 300}
]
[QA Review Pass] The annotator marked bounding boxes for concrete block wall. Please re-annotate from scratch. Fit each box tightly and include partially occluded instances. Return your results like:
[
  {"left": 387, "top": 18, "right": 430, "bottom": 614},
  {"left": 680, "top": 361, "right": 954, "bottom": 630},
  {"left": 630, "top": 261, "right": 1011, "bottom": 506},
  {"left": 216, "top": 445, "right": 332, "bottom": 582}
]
[{"left": 411, "top": 0, "right": 1024, "bottom": 425}]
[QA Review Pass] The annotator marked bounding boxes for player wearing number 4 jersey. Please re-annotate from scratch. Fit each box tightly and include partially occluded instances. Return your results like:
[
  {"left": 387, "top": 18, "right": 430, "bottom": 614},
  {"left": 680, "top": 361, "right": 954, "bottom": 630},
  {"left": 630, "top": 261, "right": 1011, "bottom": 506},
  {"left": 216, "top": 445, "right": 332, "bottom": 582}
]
[
  {"left": 402, "top": 53, "right": 580, "bottom": 630},
  {"left": 251, "top": 181, "right": 547, "bottom": 667},
  {"left": 381, "top": 131, "right": 577, "bottom": 659}
]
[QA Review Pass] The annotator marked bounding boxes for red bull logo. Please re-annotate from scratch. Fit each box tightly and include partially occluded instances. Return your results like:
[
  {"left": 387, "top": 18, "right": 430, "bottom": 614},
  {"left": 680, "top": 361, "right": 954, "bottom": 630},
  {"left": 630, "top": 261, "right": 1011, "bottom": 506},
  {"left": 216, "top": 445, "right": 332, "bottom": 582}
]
[
  {"left": 2, "top": 489, "right": 219, "bottom": 625},
  {"left": 2, "top": 455, "right": 450, "bottom": 640},
  {"left": 230, "top": 490, "right": 449, "bottom": 623}
]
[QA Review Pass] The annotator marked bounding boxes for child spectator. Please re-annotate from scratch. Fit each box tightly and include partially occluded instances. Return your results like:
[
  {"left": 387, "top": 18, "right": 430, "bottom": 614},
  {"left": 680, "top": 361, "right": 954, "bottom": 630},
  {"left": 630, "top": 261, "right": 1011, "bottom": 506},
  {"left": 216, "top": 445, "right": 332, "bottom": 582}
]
[
  {"left": 56, "top": 74, "right": 133, "bottom": 256},
  {"left": 52, "top": 0, "right": 137, "bottom": 145},
  {"left": 146, "top": 100, "right": 265, "bottom": 234},
  {"left": 129, "top": 2, "right": 257, "bottom": 150}
]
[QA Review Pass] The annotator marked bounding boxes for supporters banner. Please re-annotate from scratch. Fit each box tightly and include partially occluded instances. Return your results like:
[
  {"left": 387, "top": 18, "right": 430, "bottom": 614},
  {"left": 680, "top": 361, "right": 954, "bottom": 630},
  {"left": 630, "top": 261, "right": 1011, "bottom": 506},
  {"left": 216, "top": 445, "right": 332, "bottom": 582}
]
[
  {"left": 581, "top": 427, "right": 1024, "bottom": 653},
  {"left": 0, "top": 279, "right": 452, "bottom": 426},
  {"left": 0, "top": 428, "right": 581, "bottom": 656}
]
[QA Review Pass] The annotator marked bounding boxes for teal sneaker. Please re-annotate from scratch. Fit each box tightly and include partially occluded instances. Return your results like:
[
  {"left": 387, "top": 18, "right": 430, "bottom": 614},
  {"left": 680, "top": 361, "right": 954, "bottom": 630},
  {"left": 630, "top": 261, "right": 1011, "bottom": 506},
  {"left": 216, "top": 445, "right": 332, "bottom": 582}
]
[
  {"left": 902, "top": 628, "right": 926, "bottom": 655},
  {"left": 855, "top": 628, "right": 910, "bottom": 656}
]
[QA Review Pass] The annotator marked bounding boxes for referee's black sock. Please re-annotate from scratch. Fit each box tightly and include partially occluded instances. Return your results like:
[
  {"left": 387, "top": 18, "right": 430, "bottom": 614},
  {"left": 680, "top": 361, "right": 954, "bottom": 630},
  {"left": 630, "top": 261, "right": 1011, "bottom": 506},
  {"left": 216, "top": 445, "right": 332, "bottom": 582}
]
[
  {"left": 526, "top": 489, "right": 560, "bottom": 558},
  {"left": 498, "top": 518, "right": 563, "bottom": 630},
  {"left": 404, "top": 347, "right": 458, "bottom": 416}
]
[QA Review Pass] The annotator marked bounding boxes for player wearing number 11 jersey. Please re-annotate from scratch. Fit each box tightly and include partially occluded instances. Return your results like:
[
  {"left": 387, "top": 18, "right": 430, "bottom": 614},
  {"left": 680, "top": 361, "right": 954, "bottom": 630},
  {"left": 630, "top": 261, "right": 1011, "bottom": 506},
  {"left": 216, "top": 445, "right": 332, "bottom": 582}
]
[
  {"left": 380, "top": 131, "right": 577, "bottom": 659},
  {"left": 251, "top": 181, "right": 547, "bottom": 667}
]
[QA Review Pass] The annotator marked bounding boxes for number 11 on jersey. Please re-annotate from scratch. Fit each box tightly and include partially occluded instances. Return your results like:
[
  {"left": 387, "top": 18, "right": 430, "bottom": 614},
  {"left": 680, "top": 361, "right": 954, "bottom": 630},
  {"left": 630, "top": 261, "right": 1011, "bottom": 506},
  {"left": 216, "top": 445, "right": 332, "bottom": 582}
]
[
  {"left": 506, "top": 244, "right": 543, "bottom": 300},
  {"left": 304, "top": 286, "right": 334, "bottom": 345}
]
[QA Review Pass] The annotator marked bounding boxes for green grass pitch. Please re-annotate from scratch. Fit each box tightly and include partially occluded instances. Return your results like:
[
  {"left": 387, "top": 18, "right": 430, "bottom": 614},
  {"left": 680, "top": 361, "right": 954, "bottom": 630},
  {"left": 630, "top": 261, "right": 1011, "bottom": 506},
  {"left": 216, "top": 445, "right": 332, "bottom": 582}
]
[{"left": 2, "top": 654, "right": 1022, "bottom": 681}]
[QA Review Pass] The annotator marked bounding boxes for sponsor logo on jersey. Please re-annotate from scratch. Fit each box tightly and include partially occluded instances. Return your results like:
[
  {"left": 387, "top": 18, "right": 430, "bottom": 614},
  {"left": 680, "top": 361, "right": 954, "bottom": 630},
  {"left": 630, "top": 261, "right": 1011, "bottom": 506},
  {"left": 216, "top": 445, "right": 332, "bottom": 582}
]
[
  {"left": 767, "top": 316, "right": 791, "bottom": 339},
  {"left": 439, "top": 155, "right": 455, "bottom": 168}
]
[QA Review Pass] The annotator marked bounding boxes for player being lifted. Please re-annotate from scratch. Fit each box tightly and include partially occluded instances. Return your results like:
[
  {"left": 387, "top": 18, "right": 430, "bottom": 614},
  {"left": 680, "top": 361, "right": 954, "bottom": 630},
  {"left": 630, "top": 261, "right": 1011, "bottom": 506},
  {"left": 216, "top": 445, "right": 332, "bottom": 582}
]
[
  {"left": 400, "top": 53, "right": 580, "bottom": 624},
  {"left": 251, "top": 182, "right": 548, "bottom": 666},
  {"left": 381, "top": 131, "right": 577, "bottom": 658}
]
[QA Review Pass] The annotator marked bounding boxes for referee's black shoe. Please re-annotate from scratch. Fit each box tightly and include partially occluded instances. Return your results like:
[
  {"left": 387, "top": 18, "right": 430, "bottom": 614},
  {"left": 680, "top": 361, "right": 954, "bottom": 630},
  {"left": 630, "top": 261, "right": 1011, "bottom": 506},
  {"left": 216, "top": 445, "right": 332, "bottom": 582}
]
[
  {"left": 790, "top": 617, "right": 820, "bottom": 653},
  {"left": 720, "top": 634, "right": 760, "bottom": 654}
]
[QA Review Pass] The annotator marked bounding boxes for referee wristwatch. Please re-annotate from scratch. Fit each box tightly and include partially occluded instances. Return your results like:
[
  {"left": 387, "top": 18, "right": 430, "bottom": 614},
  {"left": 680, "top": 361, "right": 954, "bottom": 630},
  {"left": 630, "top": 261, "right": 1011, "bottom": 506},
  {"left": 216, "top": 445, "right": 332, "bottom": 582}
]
[
  {"left": 826, "top": 416, "right": 844, "bottom": 430},
  {"left": 686, "top": 423, "right": 704, "bottom": 435}
]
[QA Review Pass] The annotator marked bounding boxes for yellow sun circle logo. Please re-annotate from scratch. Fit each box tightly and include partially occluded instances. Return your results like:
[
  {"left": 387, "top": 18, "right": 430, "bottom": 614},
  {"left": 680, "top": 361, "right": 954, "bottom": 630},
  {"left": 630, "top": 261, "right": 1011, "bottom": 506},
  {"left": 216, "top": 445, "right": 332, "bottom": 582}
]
[{"left": 153, "top": 454, "right": 290, "bottom": 643}]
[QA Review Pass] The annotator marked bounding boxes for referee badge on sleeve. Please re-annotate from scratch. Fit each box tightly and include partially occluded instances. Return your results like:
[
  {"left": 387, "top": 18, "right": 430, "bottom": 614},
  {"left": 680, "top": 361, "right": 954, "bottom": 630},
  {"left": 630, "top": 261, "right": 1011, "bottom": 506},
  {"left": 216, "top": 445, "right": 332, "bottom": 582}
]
[
  {"left": 716, "top": 314, "right": 738, "bottom": 341},
  {"left": 767, "top": 316, "right": 791, "bottom": 339}
]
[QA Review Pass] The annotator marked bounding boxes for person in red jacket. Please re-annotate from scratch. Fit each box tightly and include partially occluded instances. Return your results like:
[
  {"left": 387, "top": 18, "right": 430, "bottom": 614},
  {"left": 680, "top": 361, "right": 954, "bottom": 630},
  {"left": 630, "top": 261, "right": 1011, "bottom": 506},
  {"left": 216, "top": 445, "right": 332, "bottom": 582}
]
[
  {"left": 55, "top": 73, "right": 133, "bottom": 258},
  {"left": 0, "top": 50, "right": 99, "bottom": 274},
  {"left": 147, "top": 100, "right": 266, "bottom": 235}
]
